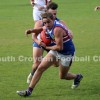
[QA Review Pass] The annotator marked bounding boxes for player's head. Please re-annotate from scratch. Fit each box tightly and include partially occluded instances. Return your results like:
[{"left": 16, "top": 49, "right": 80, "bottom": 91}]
[
  {"left": 46, "top": 2, "right": 58, "bottom": 20},
  {"left": 41, "top": 12, "right": 54, "bottom": 30}
]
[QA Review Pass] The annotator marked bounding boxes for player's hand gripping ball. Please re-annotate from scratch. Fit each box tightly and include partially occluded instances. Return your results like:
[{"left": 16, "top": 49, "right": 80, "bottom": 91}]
[{"left": 40, "top": 30, "right": 51, "bottom": 45}]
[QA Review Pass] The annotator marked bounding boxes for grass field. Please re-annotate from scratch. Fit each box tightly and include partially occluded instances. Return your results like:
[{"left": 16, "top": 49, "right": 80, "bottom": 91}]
[{"left": 0, "top": 0, "right": 100, "bottom": 100}]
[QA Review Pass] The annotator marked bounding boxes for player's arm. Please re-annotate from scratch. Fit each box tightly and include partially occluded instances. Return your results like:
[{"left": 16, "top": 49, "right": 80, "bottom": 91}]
[
  {"left": 25, "top": 21, "right": 43, "bottom": 46},
  {"left": 46, "top": 27, "right": 63, "bottom": 51},
  {"left": 32, "top": 20, "right": 43, "bottom": 44},
  {"left": 25, "top": 20, "right": 43, "bottom": 35},
  {"left": 32, "top": 20, "right": 47, "bottom": 46},
  {"left": 25, "top": 27, "right": 43, "bottom": 36}
]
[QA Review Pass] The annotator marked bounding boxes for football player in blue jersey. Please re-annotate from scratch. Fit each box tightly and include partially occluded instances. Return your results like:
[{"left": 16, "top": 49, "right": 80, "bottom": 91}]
[{"left": 17, "top": 12, "right": 83, "bottom": 97}]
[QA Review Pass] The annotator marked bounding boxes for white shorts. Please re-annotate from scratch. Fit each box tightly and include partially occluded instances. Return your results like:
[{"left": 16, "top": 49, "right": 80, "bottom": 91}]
[
  {"left": 33, "top": 9, "right": 45, "bottom": 21},
  {"left": 49, "top": 50, "right": 73, "bottom": 67}
]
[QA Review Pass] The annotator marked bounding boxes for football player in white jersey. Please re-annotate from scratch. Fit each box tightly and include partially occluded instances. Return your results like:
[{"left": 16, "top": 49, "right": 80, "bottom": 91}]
[{"left": 30, "top": 0, "right": 52, "bottom": 23}]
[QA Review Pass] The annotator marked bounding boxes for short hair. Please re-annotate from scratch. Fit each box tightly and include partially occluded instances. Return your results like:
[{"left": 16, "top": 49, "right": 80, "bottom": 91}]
[
  {"left": 41, "top": 12, "right": 54, "bottom": 20},
  {"left": 47, "top": 2, "right": 58, "bottom": 10}
]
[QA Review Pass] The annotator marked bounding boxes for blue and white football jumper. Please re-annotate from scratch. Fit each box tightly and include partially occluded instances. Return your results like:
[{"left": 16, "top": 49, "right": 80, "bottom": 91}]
[
  {"left": 46, "top": 20, "right": 75, "bottom": 55},
  {"left": 46, "top": 20, "right": 75, "bottom": 67}
]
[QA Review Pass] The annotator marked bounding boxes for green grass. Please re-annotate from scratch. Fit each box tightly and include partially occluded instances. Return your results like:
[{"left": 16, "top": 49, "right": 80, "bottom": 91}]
[{"left": 0, "top": 0, "right": 100, "bottom": 100}]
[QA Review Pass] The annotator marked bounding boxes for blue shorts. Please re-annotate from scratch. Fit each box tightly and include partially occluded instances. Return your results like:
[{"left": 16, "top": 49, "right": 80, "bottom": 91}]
[{"left": 33, "top": 42, "right": 41, "bottom": 48}]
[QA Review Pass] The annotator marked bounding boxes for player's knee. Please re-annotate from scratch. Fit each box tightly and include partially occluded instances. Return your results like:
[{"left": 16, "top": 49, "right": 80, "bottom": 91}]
[
  {"left": 37, "top": 65, "right": 46, "bottom": 73},
  {"left": 60, "top": 76, "right": 65, "bottom": 79},
  {"left": 32, "top": 62, "right": 41, "bottom": 72},
  {"left": 59, "top": 74, "right": 66, "bottom": 79},
  {"left": 32, "top": 61, "right": 41, "bottom": 67}
]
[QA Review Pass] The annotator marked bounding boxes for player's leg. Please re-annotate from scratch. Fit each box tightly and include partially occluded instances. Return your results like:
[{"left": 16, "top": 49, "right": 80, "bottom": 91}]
[
  {"left": 59, "top": 61, "right": 76, "bottom": 80},
  {"left": 17, "top": 52, "right": 56, "bottom": 97},
  {"left": 58, "top": 54, "right": 83, "bottom": 89},
  {"left": 32, "top": 47, "right": 43, "bottom": 73},
  {"left": 29, "top": 52, "right": 56, "bottom": 88},
  {"left": 27, "top": 42, "right": 44, "bottom": 84}
]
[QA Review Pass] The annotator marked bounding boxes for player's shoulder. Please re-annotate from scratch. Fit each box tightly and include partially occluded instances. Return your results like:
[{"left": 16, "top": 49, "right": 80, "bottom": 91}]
[
  {"left": 35, "top": 20, "right": 43, "bottom": 27},
  {"left": 36, "top": 20, "right": 42, "bottom": 24},
  {"left": 54, "top": 26, "right": 63, "bottom": 35},
  {"left": 54, "top": 21, "right": 63, "bottom": 30}
]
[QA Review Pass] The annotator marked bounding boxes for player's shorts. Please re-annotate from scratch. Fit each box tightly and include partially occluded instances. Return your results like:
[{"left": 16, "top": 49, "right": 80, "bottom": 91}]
[
  {"left": 49, "top": 50, "right": 74, "bottom": 67},
  {"left": 32, "top": 34, "right": 42, "bottom": 48},
  {"left": 33, "top": 42, "right": 41, "bottom": 48},
  {"left": 33, "top": 9, "right": 45, "bottom": 21}
]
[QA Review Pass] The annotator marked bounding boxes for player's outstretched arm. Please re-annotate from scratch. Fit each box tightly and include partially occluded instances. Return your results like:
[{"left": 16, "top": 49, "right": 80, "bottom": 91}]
[{"left": 25, "top": 28, "right": 43, "bottom": 36}]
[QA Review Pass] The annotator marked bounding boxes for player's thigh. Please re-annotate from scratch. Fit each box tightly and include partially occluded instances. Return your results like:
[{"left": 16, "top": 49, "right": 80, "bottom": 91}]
[
  {"left": 38, "top": 53, "right": 56, "bottom": 71},
  {"left": 59, "top": 54, "right": 73, "bottom": 75},
  {"left": 59, "top": 64, "right": 71, "bottom": 76}
]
